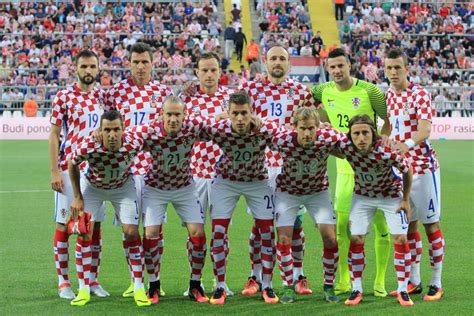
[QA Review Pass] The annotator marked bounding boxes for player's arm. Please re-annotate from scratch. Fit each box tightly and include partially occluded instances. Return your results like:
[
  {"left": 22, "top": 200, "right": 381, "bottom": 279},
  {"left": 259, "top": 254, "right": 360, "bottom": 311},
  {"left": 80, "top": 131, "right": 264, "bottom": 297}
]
[
  {"left": 398, "top": 167, "right": 413, "bottom": 221},
  {"left": 48, "top": 124, "right": 63, "bottom": 192},
  {"left": 310, "top": 84, "right": 330, "bottom": 123},
  {"left": 68, "top": 159, "right": 84, "bottom": 220},
  {"left": 395, "top": 119, "right": 431, "bottom": 154},
  {"left": 365, "top": 82, "right": 390, "bottom": 135}
]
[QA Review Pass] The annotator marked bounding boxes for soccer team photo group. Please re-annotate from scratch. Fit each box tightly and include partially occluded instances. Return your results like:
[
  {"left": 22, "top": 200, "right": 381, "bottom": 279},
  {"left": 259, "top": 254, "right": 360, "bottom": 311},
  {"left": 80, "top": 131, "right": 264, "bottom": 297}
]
[{"left": 0, "top": 0, "right": 472, "bottom": 315}]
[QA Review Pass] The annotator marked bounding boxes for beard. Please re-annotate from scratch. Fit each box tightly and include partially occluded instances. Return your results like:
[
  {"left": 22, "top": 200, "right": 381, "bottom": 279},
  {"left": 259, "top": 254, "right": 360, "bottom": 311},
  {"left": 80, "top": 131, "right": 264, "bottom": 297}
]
[
  {"left": 270, "top": 68, "right": 285, "bottom": 78},
  {"left": 78, "top": 74, "right": 96, "bottom": 85}
]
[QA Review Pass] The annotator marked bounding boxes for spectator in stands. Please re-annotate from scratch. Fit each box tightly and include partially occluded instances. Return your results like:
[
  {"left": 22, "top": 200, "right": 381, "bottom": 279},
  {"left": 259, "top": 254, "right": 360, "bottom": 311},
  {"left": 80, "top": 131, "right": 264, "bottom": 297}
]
[
  {"left": 231, "top": 4, "right": 241, "bottom": 22},
  {"left": 224, "top": 23, "right": 236, "bottom": 60},
  {"left": 300, "top": 42, "right": 312, "bottom": 57},
  {"left": 249, "top": 58, "right": 261, "bottom": 80},
  {"left": 245, "top": 39, "right": 260, "bottom": 66},
  {"left": 335, "top": 0, "right": 345, "bottom": 21},
  {"left": 234, "top": 27, "right": 247, "bottom": 63}
]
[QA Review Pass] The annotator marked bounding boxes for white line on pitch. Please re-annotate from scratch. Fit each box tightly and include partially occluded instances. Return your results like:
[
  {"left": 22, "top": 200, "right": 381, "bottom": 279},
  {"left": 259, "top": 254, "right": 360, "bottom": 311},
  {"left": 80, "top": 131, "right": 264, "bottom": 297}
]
[{"left": 0, "top": 189, "right": 50, "bottom": 193}]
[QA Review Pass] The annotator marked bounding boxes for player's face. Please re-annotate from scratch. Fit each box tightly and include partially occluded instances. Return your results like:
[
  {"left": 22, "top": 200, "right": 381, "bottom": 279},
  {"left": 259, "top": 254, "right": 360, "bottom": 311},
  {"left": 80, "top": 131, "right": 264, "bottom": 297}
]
[
  {"left": 101, "top": 119, "right": 123, "bottom": 152},
  {"left": 130, "top": 52, "right": 152, "bottom": 84},
  {"left": 76, "top": 56, "right": 99, "bottom": 85},
  {"left": 266, "top": 47, "right": 290, "bottom": 79},
  {"left": 162, "top": 102, "right": 185, "bottom": 137},
  {"left": 384, "top": 57, "right": 409, "bottom": 88},
  {"left": 197, "top": 58, "right": 221, "bottom": 90},
  {"left": 326, "top": 56, "right": 351, "bottom": 84},
  {"left": 350, "top": 124, "right": 373, "bottom": 154},
  {"left": 296, "top": 119, "right": 318, "bottom": 148},
  {"left": 229, "top": 103, "right": 252, "bottom": 135}
]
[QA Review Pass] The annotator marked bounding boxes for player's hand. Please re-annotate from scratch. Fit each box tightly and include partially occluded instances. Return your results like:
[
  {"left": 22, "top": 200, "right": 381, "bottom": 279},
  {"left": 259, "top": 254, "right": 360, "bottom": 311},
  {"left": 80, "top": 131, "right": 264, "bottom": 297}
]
[
  {"left": 181, "top": 80, "right": 198, "bottom": 97},
  {"left": 319, "top": 121, "right": 332, "bottom": 129},
  {"left": 51, "top": 170, "right": 64, "bottom": 192},
  {"left": 380, "top": 135, "right": 395, "bottom": 148},
  {"left": 250, "top": 116, "right": 263, "bottom": 130},
  {"left": 69, "top": 196, "right": 84, "bottom": 221},
  {"left": 396, "top": 200, "right": 411, "bottom": 222},
  {"left": 393, "top": 141, "right": 410, "bottom": 154},
  {"left": 91, "top": 128, "right": 103, "bottom": 144},
  {"left": 215, "top": 112, "right": 229, "bottom": 121}
]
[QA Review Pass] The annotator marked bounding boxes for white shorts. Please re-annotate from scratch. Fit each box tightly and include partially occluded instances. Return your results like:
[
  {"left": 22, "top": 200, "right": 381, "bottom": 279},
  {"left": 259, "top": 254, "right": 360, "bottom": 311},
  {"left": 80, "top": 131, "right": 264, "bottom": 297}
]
[
  {"left": 194, "top": 176, "right": 212, "bottom": 221},
  {"left": 210, "top": 177, "right": 274, "bottom": 220},
  {"left": 410, "top": 170, "right": 441, "bottom": 224},
  {"left": 274, "top": 190, "right": 336, "bottom": 227},
  {"left": 142, "top": 184, "right": 204, "bottom": 227},
  {"left": 54, "top": 171, "right": 105, "bottom": 224},
  {"left": 349, "top": 194, "right": 408, "bottom": 236},
  {"left": 82, "top": 177, "right": 139, "bottom": 225}
]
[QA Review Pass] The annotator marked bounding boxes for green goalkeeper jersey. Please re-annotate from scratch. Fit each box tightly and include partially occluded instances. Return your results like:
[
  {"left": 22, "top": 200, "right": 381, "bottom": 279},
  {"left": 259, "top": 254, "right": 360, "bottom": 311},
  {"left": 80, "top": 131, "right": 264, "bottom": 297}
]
[{"left": 310, "top": 78, "right": 388, "bottom": 174}]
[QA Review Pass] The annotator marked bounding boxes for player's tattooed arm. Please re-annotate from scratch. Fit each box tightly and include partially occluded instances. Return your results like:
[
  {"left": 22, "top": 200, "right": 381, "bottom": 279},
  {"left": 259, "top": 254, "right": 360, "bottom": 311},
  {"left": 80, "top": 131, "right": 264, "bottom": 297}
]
[
  {"left": 68, "top": 160, "right": 84, "bottom": 220},
  {"left": 178, "top": 80, "right": 198, "bottom": 97},
  {"left": 48, "top": 124, "right": 64, "bottom": 192}
]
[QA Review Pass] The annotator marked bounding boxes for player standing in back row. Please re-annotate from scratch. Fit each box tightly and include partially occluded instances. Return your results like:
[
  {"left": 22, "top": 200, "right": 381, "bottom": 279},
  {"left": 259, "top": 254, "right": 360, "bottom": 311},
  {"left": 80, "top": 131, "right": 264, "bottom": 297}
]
[
  {"left": 240, "top": 45, "right": 318, "bottom": 295},
  {"left": 105, "top": 42, "right": 174, "bottom": 299},
  {"left": 311, "top": 48, "right": 391, "bottom": 297},
  {"left": 384, "top": 49, "right": 445, "bottom": 301},
  {"left": 49, "top": 49, "right": 109, "bottom": 300}
]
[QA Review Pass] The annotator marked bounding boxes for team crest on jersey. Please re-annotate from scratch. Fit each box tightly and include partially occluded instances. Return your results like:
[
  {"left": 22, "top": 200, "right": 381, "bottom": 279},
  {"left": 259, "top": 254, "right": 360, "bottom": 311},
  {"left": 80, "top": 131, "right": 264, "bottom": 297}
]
[
  {"left": 352, "top": 97, "right": 361, "bottom": 109},
  {"left": 251, "top": 136, "right": 261, "bottom": 147},
  {"left": 182, "top": 136, "right": 193, "bottom": 147},
  {"left": 74, "top": 104, "right": 83, "bottom": 112},
  {"left": 403, "top": 103, "right": 410, "bottom": 115},
  {"left": 151, "top": 93, "right": 161, "bottom": 105},
  {"left": 222, "top": 99, "right": 229, "bottom": 109},
  {"left": 124, "top": 153, "right": 134, "bottom": 164},
  {"left": 287, "top": 88, "right": 294, "bottom": 100},
  {"left": 192, "top": 106, "right": 201, "bottom": 114}
]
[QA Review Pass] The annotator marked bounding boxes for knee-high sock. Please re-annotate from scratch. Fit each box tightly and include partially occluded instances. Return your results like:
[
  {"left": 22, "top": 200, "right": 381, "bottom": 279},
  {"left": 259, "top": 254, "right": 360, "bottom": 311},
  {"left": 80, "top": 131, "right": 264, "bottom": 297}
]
[
  {"left": 292, "top": 226, "right": 305, "bottom": 279},
  {"left": 348, "top": 243, "right": 365, "bottom": 293},
  {"left": 255, "top": 219, "right": 275, "bottom": 289},
  {"left": 188, "top": 235, "right": 206, "bottom": 281},
  {"left": 373, "top": 209, "right": 390, "bottom": 288},
  {"left": 248, "top": 224, "right": 262, "bottom": 281},
  {"left": 75, "top": 237, "right": 92, "bottom": 291},
  {"left": 427, "top": 229, "right": 445, "bottom": 288},
  {"left": 143, "top": 237, "right": 161, "bottom": 282},
  {"left": 336, "top": 212, "right": 350, "bottom": 286},
  {"left": 53, "top": 229, "right": 70, "bottom": 287},
  {"left": 276, "top": 243, "right": 293, "bottom": 286},
  {"left": 123, "top": 237, "right": 145, "bottom": 291},
  {"left": 90, "top": 228, "right": 102, "bottom": 285},
  {"left": 407, "top": 231, "right": 422, "bottom": 285},
  {"left": 394, "top": 243, "right": 411, "bottom": 293},
  {"left": 211, "top": 219, "right": 231, "bottom": 289},
  {"left": 323, "top": 246, "right": 339, "bottom": 286}
]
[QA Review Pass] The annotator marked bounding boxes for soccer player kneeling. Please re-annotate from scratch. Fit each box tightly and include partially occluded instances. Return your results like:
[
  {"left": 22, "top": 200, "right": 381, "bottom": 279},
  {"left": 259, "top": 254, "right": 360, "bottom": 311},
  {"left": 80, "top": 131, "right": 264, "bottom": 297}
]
[
  {"left": 68, "top": 111, "right": 150, "bottom": 307},
  {"left": 338, "top": 115, "right": 415, "bottom": 307}
]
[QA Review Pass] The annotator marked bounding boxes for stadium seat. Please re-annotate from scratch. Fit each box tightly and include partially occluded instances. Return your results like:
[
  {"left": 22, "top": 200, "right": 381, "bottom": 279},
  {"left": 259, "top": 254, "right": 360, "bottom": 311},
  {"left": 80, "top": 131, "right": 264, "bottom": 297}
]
[
  {"left": 2, "top": 111, "right": 12, "bottom": 119},
  {"left": 13, "top": 111, "right": 23, "bottom": 118}
]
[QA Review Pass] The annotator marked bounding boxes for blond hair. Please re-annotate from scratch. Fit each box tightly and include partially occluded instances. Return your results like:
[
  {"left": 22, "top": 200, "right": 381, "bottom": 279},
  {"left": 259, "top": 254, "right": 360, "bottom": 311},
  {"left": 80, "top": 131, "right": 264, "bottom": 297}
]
[{"left": 292, "top": 107, "right": 320, "bottom": 127}]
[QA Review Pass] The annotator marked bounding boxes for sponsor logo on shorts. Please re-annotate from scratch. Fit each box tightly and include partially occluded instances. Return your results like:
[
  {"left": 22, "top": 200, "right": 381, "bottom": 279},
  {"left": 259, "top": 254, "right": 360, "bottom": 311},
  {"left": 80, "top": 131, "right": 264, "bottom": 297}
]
[{"left": 427, "top": 214, "right": 436, "bottom": 219}]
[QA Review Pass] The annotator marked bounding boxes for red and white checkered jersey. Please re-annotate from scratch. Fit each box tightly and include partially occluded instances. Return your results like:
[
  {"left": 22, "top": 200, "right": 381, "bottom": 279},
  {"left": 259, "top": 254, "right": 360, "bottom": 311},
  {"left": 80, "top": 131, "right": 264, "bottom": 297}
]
[
  {"left": 105, "top": 78, "right": 174, "bottom": 175},
  {"left": 240, "top": 78, "right": 319, "bottom": 167},
  {"left": 201, "top": 119, "right": 280, "bottom": 182},
  {"left": 386, "top": 82, "right": 440, "bottom": 175},
  {"left": 181, "top": 86, "right": 234, "bottom": 179},
  {"left": 50, "top": 84, "right": 105, "bottom": 171},
  {"left": 132, "top": 115, "right": 210, "bottom": 190},
  {"left": 272, "top": 128, "right": 345, "bottom": 196},
  {"left": 71, "top": 131, "right": 144, "bottom": 190},
  {"left": 338, "top": 137, "right": 410, "bottom": 198}
]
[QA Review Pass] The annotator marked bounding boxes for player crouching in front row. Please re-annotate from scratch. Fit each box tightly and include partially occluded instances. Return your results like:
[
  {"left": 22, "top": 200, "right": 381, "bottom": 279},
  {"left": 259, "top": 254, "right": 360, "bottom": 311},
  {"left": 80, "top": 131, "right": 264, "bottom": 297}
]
[
  {"left": 68, "top": 111, "right": 151, "bottom": 307},
  {"left": 337, "top": 115, "right": 415, "bottom": 307}
]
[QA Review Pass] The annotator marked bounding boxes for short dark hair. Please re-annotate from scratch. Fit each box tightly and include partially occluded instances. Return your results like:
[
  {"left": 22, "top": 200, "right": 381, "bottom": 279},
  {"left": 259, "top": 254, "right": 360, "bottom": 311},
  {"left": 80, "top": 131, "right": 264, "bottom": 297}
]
[
  {"left": 347, "top": 114, "right": 380, "bottom": 145},
  {"left": 130, "top": 42, "right": 153, "bottom": 61},
  {"left": 228, "top": 91, "right": 251, "bottom": 110},
  {"left": 386, "top": 48, "right": 408, "bottom": 66},
  {"left": 100, "top": 110, "right": 123, "bottom": 127},
  {"left": 74, "top": 50, "right": 99, "bottom": 66},
  {"left": 196, "top": 52, "right": 221, "bottom": 69},
  {"left": 327, "top": 48, "right": 349, "bottom": 62}
]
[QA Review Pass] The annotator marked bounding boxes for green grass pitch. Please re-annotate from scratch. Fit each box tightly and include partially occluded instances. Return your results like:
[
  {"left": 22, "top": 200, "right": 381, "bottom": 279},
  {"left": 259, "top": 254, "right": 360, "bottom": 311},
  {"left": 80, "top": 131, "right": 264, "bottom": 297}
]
[{"left": 0, "top": 140, "right": 473, "bottom": 315}]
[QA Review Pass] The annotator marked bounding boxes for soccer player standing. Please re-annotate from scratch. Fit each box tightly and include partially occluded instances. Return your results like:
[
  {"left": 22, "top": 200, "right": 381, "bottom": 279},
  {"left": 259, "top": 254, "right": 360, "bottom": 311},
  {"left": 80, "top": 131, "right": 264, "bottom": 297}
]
[
  {"left": 105, "top": 42, "right": 173, "bottom": 298},
  {"left": 133, "top": 97, "right": 211, "bottom": 304},
  {"left": 240, "top": 45, "right": 318, "bottom": 295},
  {"left": 338, "top": 115, "right": 414, "bottom": 307},
  {"left": 272, "top": 107, "right": 342, "bottom": 304},
  {"left": 311, "top": 48, "right": 391, "bottom": 296},
  {"left": 180, "top": 52, "right": 234, "bottom": 296},
  {"left": 385, "top": 49, "right": 445, "bottom": 301},
  {"left": 48, "top": 50, "right": 109, "bottom": 300},
  {"left": 68, "top": 111, "right": 150, "bottom": 307},
  {"left": 203, "top": 92, "right": 280, "bottom": 305}
]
